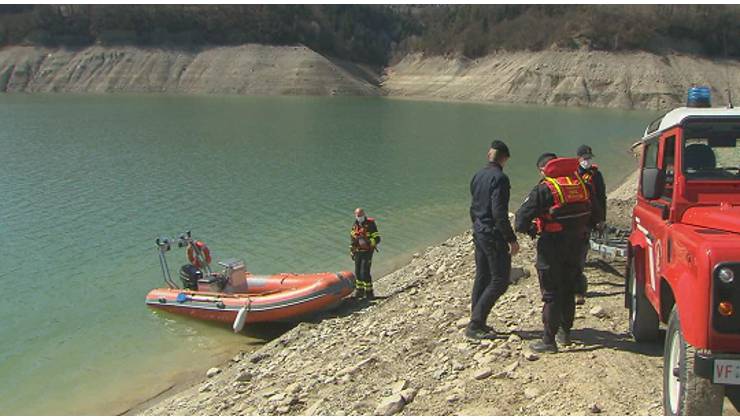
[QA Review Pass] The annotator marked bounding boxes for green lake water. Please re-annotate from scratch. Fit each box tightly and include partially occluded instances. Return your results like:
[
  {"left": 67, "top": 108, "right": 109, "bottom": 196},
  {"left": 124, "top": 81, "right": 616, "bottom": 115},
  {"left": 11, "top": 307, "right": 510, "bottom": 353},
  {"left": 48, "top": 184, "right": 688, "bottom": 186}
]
[{"left": 0, "top": 94, "right": 655, "bottom": 414}]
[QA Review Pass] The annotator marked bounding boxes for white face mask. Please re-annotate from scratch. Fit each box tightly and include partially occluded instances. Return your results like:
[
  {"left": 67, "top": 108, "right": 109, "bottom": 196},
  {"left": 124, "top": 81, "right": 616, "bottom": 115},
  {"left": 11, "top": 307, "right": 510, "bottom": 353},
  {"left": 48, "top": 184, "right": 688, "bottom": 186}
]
[
  {"left": 356, "top": 216, "right": 366, "bottom": 224},
  {"left": 580, "top": 159, "right": 592, "bottom": 169}
]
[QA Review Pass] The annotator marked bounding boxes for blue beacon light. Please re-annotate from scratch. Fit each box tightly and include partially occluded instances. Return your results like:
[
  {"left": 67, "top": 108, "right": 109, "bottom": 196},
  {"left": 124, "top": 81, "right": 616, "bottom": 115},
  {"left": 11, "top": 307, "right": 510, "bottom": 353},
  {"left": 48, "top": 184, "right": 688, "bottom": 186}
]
[{"left": 687, "top": 86, "right": 711, "bottom": 108}]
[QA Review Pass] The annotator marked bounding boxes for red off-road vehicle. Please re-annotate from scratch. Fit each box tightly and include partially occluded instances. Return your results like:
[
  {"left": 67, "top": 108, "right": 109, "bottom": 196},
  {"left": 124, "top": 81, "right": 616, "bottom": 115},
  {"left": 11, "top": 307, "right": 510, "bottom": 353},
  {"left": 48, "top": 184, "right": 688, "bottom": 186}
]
[{"left": 627, "top": 90, "right": 740, "bottom": 415}]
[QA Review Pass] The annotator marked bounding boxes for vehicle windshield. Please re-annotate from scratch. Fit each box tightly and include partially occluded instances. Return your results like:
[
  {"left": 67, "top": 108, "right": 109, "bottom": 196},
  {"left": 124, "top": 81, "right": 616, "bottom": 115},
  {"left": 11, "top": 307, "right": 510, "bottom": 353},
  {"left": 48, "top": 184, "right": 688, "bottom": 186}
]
[{"left": 682, "top": 120, "right": 740, "bottom": 180}]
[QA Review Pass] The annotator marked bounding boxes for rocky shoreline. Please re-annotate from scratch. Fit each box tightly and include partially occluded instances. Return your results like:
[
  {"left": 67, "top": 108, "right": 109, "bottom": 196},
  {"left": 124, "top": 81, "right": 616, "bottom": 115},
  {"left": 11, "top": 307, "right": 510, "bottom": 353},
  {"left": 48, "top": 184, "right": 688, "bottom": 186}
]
[
  {"left": 137, "top": 171, "right": 737, "bottom": 416},
  {"left": 383, "top": 50, "right": 740, "bottom": 110},
  {"left": 1, "top": 44, "right": 738, "bottom": 110}
]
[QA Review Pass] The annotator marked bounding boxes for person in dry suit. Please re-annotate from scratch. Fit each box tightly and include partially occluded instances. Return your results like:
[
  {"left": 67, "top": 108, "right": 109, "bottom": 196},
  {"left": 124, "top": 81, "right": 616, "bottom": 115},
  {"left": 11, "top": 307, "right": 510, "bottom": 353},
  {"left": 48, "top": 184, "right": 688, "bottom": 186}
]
[
  {"left": 467, "top": 140, "right": 520, "bottom": 340},
  {"left": 350, "top": 208, "right": 381, "bottom": 300},
  {"left": 515, "top": 153, "right": 601, "bottom": 353},
  {"left": 574, "top": 144, "right": 607, "bottom": 305}
]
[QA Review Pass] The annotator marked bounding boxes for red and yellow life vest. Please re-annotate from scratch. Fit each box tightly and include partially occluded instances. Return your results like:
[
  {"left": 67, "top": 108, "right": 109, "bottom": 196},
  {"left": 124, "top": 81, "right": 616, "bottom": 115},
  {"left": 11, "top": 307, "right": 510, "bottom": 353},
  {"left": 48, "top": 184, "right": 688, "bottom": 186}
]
[
  {"left": 351, "top": 218, "right": 378, "bottom": 251},
  {"left": 580, "top": 164, "right": 599, "bottom": 185},
  {"left": 535, "top": 158, "right": 592, "bottom": 233}
]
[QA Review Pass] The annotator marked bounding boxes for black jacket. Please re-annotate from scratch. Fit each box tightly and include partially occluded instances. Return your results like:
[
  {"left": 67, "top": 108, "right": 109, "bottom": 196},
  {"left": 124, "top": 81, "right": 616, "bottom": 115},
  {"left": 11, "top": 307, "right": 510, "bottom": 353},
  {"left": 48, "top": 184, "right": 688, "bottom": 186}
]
[
  {"left": 514, "top": 180, "right": 602, "bottom": 237},
  {"left": 469, "top": 162, "right": 516, "bottom": 243},
  {"left": 579, "top": 166, "right": 606, "bottom": 224}
]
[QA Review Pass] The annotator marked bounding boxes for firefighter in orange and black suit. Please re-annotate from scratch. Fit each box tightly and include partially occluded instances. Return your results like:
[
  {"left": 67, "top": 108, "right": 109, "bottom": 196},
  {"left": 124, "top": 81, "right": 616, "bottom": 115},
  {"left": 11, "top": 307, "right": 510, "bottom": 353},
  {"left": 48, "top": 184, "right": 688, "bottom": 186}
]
[
  {"left": 515, "top": 153, "right": 602, "bottom": 353},
  {"left": 574, "top": 144, "right": 607, "bottom": 305},
  {"left": 350, "top": 208, "right": 381, "bottom": 300}
]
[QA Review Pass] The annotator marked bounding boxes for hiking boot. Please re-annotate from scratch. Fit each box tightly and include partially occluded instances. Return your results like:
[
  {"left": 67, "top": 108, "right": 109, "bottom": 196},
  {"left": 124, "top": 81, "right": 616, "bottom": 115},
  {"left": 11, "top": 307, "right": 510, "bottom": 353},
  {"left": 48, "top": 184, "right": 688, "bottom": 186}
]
[
  {"left": 365, "top": 290, "right": 376, "bottom": 300},
  {"left": 481, "top": 324, "right": 497, "bottom": 334},
  {"left": 575, "top": 294, "right": 586, "bottom": 305},
  {"left": 529, "top": 339, "right": 558, "bottom": 354},
  {"left": 465, "top": 324, "right": 498, "bottom": 341},
  {"left": 556, "top": 329, "right": 572, "bottom": 346},
  {"left": 351, "top": 289, "right": 366, "bottom": 300}
]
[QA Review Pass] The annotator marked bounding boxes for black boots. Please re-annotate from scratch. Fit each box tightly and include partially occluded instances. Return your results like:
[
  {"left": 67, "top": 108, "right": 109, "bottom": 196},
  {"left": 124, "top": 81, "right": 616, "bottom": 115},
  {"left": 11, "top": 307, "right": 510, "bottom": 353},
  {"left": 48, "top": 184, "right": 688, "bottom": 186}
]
[
  {"left": 465, "top": 323, "right": 499, "bottom": 340},
  {"left": 556, "top": 328, "right": 572, "bottom": 346},
  {"left": 351, "top": 288, "right": 375, "bottom": 300},
  {"left": 529, "top": 339, "right": 558, "bottom": 354}
]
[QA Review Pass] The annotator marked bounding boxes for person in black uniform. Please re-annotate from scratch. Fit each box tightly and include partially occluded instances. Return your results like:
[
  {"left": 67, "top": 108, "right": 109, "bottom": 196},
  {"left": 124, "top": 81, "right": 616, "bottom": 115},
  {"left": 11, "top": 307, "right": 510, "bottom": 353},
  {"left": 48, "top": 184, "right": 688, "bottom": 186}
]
[
  {"left": 515, "top": 153, "right": 600, "bottom": 353},
  {"left": 350, "top": 208, "right": 381, "bottom": 300},
  {"left": 574, "top": 145, "right": 606, "bottom": 305},
  {"left": 467, "top": 140, "right": 520, "bottom": 340}
]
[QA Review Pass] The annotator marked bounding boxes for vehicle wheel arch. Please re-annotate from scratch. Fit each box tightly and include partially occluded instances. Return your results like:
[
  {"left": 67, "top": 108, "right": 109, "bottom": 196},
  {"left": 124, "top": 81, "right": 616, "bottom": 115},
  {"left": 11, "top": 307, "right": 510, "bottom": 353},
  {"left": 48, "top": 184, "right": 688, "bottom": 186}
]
[
  {"left": 626, "top": 246, "right": 644, "bottom": 307},
  {"left": 659, "top": 277, "right": 675, "bottom": 324}
]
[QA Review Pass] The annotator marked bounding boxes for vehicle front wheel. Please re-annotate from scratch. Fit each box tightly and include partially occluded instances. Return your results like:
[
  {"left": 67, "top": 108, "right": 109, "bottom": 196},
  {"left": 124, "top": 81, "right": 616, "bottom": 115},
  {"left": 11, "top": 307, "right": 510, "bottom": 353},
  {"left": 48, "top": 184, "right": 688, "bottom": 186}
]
[
  {"left": 663, "top": 306, "right": 724, "bottom": 415},
  {"left": 727, "top": 386, "right": 740, "bottom": 412},
  {"left": 628, "top": 254, "right": 659, "bottom": 342}
]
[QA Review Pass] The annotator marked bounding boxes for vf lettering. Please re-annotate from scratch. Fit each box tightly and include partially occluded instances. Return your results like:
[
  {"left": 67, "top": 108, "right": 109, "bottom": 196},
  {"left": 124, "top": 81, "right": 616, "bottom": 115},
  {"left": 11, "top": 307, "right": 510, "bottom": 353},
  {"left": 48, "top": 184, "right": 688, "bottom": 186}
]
[{"left": 716, "top": 364, "right": 740, "bottom": 379}]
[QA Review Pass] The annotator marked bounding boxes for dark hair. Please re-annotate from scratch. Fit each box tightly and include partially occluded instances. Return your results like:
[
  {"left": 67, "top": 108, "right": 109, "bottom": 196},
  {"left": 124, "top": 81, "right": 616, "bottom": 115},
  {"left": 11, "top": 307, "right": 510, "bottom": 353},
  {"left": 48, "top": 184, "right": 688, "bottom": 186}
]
[
  {"left": 490, "top": 140, "right": 510, "bottom": 158},
  {"left": 537, "top": 152, "right": 557, "bottom": 169}
]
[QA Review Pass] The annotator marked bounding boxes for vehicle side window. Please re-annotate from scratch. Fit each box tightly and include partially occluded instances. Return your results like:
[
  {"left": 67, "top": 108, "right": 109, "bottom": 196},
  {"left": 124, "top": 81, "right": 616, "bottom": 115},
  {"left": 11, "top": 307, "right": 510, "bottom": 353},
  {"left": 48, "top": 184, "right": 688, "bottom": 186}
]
[
  {"left": 643, "top": 142, "right": 658, "bottom": 169},
  {"left": 661, "top": 136, "right": 675, "bottom": 201}
]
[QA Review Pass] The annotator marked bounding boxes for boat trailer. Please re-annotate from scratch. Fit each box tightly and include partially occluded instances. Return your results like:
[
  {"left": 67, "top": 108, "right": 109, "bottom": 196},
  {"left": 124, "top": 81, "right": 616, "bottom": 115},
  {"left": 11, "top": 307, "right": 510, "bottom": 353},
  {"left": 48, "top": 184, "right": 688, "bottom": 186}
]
[{"left": 589, "top": 225, "right": 629, "bottom": 258}]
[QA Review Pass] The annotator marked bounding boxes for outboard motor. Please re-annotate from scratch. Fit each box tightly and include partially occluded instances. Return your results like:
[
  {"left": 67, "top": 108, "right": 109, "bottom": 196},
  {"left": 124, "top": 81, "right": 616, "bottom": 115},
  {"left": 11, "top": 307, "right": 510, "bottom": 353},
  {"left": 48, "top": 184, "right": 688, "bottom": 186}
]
[{"left": 179, "top": 264, "right": 202, "bottom": 290}]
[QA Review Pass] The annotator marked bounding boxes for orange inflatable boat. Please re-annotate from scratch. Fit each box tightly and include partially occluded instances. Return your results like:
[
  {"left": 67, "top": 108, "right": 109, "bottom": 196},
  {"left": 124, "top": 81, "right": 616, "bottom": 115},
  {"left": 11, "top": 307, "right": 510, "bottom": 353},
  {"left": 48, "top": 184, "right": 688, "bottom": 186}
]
[{"left": 146, "top": 233, "right": 355, "bottom": 331}]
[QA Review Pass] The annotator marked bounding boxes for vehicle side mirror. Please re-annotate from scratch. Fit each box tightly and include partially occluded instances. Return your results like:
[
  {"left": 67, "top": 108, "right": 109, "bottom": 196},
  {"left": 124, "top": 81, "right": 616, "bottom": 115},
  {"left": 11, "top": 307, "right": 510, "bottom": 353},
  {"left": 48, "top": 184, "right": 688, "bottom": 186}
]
[{"left": 641, "top": 168, "right": 666, "bottom": 200}]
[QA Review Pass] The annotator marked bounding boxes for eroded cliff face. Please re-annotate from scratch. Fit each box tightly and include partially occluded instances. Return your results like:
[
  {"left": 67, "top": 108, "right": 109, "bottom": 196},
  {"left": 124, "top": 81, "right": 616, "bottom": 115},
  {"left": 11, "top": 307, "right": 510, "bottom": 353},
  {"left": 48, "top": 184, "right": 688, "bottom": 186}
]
[
  {"left": 0, "top": 44, "right": 738, "bottom": 111},
  {"left": 0, "top": 45, "right": 380, "bottom": 96},
  {"left": 383, "top": 50, "right": 740, "bottom": 110}
]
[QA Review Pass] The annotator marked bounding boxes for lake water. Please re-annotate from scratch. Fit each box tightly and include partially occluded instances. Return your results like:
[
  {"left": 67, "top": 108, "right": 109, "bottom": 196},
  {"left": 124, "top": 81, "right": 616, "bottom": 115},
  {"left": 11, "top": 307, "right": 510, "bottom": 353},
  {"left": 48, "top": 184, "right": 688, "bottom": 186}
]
[{"left": 0, "top": 94, "right": 654, "bottom": 414}]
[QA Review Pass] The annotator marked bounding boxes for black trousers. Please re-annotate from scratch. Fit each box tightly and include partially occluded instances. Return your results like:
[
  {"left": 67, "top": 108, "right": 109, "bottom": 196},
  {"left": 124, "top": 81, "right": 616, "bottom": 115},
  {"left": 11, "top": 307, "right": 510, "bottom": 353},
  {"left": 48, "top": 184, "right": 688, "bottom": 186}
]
[
  {"left": 470, "top": 234, "right": 511, "bottom": 328},
  {"left": 354, "top": 251, "right": 374, "bottom": 291},
  {"left": 574, "top": 235, "right": 590, "bottom": 295},
  {"left": 536, "top": 232, "right": 585, "bottom": 342}
]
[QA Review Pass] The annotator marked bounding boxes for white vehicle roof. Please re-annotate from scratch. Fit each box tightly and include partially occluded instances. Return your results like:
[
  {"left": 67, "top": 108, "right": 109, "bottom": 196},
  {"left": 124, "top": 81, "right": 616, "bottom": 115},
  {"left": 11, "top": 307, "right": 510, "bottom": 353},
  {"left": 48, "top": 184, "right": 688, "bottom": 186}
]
[{"left": 643, "top": 106, "right": 740, "bottom": 139}]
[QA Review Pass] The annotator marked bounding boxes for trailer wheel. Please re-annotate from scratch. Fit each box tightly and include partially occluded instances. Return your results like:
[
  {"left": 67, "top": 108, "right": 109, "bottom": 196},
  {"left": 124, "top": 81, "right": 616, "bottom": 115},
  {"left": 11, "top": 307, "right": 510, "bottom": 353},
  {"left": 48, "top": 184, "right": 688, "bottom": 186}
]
[
  {"left": 628, "top": 255, "right": 659, "bottom": 342},
  {"left": 663, "top": 306, "right": 724, "bottom": 415}
]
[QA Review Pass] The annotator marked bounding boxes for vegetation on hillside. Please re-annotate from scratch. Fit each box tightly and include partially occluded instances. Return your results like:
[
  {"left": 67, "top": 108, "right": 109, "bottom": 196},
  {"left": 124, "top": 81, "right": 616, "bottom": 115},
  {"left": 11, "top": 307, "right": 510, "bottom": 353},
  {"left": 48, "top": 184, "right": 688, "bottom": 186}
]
[
  {"left": 0, "top": 5, "right": 412, "bottom": 65},
  {"left": 0, "top": 5, "right": 738, "bottom": 65},
  {"left": 401, "top": 5, "right": 740, "bottom": 60}
]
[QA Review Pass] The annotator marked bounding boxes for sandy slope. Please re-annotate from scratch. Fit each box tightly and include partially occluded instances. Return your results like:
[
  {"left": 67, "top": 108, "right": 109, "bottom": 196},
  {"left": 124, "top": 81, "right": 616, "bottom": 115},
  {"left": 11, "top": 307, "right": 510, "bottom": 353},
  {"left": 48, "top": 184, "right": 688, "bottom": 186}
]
[
  {"left": 1, "top": 44, "right": 739, "bottom": 111},
  {"left": 0, "top": 45, "right": 380, "bottom": 96},
  {"left": 383, "top": 50, "right": 740, "bottom": 110}
]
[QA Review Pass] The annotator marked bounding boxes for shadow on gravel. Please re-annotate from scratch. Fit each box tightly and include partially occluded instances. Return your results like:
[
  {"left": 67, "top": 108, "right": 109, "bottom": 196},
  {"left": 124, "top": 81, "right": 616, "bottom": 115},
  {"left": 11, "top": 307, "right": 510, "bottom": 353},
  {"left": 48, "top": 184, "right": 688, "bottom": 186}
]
[
  {"left": 585, "top": 259, "right": 624, "bottom": 278},
  {"left": 571, "top": 328, "right": 663, "bottom": 356},
  {"left": 588, "top": 279, "right": 624, "bottom": 288},
  {"left": 515, "top": 328, "right": 664, "bottom": 357},
  {"left": 312, "top": 297, "right": 376, "bottom": 322},
  {"left": 585, "top": 290, "right": 624, "bottom": 298}
]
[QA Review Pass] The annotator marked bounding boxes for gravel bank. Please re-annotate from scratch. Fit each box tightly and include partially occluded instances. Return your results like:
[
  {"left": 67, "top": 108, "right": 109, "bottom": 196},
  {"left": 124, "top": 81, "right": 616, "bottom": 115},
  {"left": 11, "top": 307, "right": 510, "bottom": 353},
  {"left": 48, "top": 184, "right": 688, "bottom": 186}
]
[{"left": 136, "top": 171, "right": 740, "bottom": 416}]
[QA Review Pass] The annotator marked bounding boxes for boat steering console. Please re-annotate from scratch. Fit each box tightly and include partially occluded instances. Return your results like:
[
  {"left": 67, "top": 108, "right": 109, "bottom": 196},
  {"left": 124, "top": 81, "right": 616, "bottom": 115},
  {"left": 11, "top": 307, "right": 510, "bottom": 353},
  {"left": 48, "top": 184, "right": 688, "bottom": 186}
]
[{"left": 155, "top": 231, "right": 246, "bottom": 292}]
